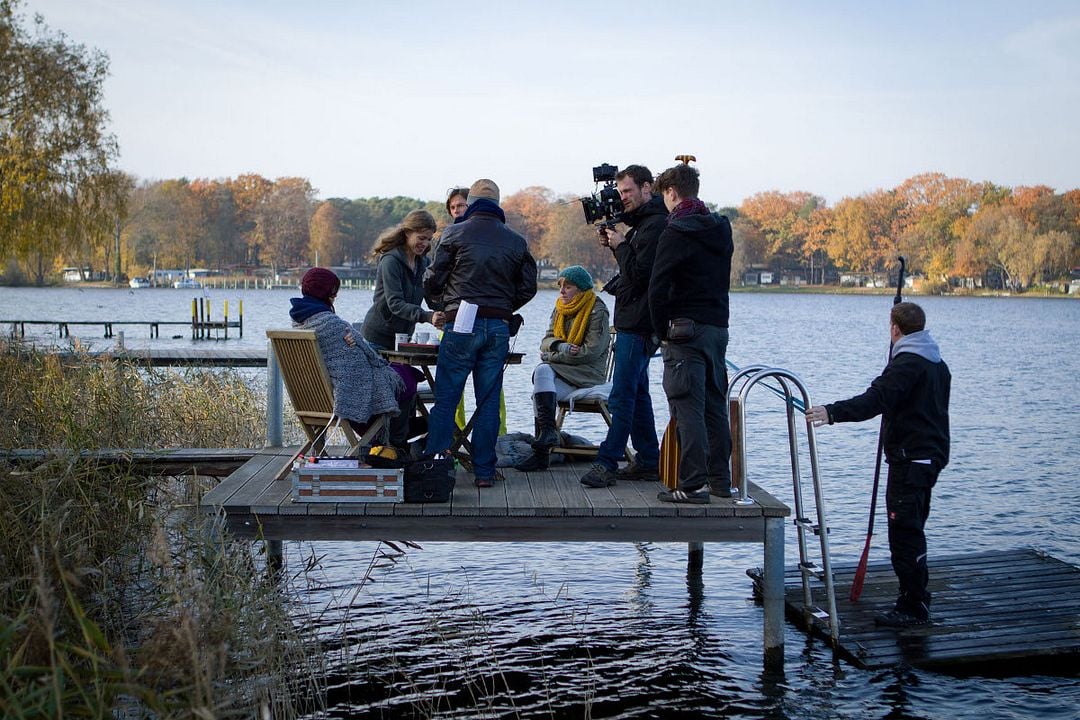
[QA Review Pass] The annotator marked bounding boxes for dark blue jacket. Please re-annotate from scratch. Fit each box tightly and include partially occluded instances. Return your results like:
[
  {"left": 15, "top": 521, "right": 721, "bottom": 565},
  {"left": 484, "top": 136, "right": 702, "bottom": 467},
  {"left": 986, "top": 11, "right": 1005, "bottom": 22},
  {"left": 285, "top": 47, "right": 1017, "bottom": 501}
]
[{"left": 826, "top": 332, "right": 951, "bottom": 471}]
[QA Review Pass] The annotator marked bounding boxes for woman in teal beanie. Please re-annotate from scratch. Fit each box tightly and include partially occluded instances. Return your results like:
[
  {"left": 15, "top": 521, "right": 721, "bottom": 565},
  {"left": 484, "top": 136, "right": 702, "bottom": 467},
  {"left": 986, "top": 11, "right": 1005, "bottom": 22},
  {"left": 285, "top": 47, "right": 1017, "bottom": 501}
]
[{"left": 516, "top": 266, "right": 611, "bottom": 471}]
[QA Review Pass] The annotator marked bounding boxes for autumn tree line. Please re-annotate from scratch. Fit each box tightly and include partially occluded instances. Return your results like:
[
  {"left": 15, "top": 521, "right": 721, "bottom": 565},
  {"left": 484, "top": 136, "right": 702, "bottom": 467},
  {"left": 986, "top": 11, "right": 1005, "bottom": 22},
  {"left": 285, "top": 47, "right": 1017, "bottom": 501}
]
[
  {"left": 5, "top": 170, "right": 1078, "bottom": 293},
  {"left": 3, "top": 1, "right": 1078, "bottom": 291}
]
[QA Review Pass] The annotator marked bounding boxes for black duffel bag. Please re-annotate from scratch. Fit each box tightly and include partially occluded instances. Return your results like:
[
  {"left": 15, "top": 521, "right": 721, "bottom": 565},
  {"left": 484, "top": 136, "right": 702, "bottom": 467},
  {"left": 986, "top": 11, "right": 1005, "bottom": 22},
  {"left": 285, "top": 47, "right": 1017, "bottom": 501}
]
[{"left": 403, "top": 456, "right": 456, "bottom": 503}]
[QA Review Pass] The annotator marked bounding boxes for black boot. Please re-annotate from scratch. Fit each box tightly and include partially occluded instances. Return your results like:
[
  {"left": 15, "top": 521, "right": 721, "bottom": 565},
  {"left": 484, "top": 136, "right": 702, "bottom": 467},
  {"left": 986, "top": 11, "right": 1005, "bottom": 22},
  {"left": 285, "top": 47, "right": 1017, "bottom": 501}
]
[
  {"left": 532, "top": 392, "right": 559, "bottom": 450},
  {"left": 514, "top": 447, "right": 551, "bottom": 471}
]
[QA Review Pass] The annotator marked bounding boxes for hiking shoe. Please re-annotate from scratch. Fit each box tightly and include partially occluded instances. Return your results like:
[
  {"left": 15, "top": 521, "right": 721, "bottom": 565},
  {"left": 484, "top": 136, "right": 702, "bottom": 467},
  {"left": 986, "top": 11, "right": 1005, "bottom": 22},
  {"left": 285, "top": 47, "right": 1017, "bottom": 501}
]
[
  {"left": 874, "top": 609, "right": 930, "bottom": 628},
  {"left": 580, "top": 463, "right": 618, "bottom": 488},
  {"left": 616, "top": 462, "right": 660, "bottom": 482},
  {"left": 657, "top": 487, "right": 710, "bottom": 504},
  {"left": 710, "top": 483, "right": 734, "bottom": 498}
]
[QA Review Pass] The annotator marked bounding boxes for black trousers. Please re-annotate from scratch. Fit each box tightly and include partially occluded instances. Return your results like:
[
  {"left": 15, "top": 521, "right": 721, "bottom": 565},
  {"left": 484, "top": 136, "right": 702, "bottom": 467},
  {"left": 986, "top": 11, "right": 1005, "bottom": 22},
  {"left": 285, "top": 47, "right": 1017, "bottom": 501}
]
[
  {"left": 885, "top": 461, "right": 938, "bottom": 617},
  {"left": 661, "top": 323, "right": 731, "bottom": 493}
]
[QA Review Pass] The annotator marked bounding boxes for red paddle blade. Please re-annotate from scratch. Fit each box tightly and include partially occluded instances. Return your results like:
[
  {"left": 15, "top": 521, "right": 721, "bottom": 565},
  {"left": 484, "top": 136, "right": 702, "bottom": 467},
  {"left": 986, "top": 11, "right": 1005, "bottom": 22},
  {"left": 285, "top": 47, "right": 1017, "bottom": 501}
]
[{"left": 849, "top": 541, "right": 871, "bottom": 602}]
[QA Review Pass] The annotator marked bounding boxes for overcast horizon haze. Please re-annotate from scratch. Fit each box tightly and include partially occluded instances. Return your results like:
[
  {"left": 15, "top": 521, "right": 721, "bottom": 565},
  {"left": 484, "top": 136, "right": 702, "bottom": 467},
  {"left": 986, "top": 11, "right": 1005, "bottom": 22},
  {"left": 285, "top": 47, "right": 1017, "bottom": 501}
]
[{"left": 19, "top": 0, "right": 1080, "bottom": 206}]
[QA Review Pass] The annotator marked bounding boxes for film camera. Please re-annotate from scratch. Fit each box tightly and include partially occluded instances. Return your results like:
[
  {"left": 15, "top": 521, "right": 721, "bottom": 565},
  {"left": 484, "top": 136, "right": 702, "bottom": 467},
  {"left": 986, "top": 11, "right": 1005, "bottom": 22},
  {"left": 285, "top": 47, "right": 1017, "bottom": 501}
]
[{"left": 579, "top": 163, "right": 624, "bottom": 228}]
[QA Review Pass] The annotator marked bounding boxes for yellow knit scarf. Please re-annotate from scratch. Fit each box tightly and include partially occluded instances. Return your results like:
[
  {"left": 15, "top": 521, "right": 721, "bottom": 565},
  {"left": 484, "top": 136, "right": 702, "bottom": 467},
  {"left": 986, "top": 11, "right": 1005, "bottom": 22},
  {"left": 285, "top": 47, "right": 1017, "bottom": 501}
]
[{"left": 553, "top": 289, "right": 596, "bottom": 347}]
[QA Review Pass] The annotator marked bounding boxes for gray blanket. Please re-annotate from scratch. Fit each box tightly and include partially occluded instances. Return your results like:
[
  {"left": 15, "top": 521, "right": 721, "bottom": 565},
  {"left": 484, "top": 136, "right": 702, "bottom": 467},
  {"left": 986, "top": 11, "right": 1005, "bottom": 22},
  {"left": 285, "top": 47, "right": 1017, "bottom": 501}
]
[{"left": 296, "top": 310, "right": 403, "bottom": 425}]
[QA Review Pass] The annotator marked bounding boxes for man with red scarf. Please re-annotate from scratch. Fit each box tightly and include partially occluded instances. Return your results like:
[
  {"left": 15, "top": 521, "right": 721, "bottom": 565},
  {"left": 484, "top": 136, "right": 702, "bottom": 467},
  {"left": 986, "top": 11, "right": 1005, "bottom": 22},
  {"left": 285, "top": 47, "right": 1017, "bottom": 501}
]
[{"left": 648, "top": 163, "right": 734, "bottom": 504}]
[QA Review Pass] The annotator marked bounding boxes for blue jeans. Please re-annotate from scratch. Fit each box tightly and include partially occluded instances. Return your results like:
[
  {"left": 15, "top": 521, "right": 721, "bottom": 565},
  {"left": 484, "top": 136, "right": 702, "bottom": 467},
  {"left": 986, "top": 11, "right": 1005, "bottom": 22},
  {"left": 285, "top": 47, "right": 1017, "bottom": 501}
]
[
  {"left": 423, "top": 318, "right": 509, "bottom": 479},
  {"left": 596, "top": 331, "right": 660, "bottom": 470}
]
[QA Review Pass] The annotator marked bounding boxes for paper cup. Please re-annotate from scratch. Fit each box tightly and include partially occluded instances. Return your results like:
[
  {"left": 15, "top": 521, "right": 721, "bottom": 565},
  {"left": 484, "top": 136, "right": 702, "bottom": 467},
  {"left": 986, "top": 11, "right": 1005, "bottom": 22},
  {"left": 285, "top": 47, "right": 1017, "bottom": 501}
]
[
  {"left": 415, "top": 331, "right": 431, "bottom": 345},
  {"left": 395, "top": 333, "right": 409, "bottom": 350}
]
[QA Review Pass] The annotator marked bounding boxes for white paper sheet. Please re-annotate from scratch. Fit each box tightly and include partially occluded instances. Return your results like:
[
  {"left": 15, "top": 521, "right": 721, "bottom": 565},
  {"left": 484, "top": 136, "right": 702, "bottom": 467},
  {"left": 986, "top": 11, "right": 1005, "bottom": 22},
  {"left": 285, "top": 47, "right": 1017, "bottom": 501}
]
[{"left": 454, "top": 300, "right": 476, "bottom": 334}]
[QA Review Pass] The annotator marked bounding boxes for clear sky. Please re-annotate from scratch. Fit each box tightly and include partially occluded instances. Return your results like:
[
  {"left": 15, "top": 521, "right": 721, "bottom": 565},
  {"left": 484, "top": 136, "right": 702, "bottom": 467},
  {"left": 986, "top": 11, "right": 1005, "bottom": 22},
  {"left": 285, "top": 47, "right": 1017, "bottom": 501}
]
[{"left": 20, "top": 0, "right": 1080, "bottom": 206}]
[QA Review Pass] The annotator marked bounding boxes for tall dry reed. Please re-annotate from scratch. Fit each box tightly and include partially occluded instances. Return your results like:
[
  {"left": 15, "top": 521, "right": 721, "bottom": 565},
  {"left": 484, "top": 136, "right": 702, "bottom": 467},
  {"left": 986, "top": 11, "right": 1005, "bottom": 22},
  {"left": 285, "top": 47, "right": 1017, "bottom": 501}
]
[
  {"left": 0, "top": 341, "right": 321, "bottom": 717},
  {"left": 0, "top": 340, "right": 266, "bottom": 449}
]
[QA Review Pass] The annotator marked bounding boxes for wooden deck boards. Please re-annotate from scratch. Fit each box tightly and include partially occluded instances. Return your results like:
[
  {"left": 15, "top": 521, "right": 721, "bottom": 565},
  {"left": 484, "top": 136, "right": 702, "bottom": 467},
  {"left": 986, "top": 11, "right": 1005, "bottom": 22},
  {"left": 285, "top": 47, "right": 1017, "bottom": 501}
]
[
  {"left": 199, "top": 446, "right": 790, "bottom": 543},
  {"left": 752, "top": 548, "right": 1080, "bottom": 670}
]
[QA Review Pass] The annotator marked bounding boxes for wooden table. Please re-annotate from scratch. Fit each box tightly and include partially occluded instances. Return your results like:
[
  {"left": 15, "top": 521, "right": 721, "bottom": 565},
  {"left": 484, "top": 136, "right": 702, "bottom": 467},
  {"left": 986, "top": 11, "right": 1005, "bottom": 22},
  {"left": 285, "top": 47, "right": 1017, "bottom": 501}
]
[{"left": 380, "top": 346, "right": 524, "bottom": 466}]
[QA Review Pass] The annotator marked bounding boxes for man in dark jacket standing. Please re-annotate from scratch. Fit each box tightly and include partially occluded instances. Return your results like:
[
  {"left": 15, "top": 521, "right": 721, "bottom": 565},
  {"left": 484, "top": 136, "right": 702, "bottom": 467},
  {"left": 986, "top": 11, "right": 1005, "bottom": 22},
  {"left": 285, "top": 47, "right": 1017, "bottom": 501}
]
[
  {"left": 423, "top": 179, "right": 538, "bottom": 487},
  {"left": 581, "top": 165, "right": 666, "bottom": 488},
  {"left": 807, "top": 302, "right": 951, "bottom": 628},
  {"left": 648, "top": 162, "right": 734, "bottom": 505}
]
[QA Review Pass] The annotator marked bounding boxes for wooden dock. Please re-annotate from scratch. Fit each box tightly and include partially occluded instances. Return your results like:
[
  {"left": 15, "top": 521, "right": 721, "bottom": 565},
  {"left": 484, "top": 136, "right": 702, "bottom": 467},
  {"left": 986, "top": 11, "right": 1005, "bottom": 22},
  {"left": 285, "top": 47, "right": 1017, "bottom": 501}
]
[
  {"left": 201, "top": 446, "right": 790, "bottom": 542},
  {"left": 201, "top": 446, "right": 794, "bottom": 661},
  {"left": 750, "top": 548, "right": 1080, "bottom": 671}
]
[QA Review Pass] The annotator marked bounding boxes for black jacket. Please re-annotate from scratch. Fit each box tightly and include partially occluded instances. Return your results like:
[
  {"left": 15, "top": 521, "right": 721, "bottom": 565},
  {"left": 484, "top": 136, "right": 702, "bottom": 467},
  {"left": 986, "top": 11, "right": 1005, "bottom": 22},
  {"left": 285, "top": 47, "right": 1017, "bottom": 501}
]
[
  {"left": 423, "top": 210, "right": 538, "bottom": 314},
  {"left": 605, "top": 195, "right": 668, "bottom": 334},
  {"left": 649, "top": 211, "right": 733, "bottom": 337},
  {"left": 361, "top": 246, "right": 432, "bottom": 349},
  {"left": 826, "top": 342, "right": 952, "bottom": 470}
]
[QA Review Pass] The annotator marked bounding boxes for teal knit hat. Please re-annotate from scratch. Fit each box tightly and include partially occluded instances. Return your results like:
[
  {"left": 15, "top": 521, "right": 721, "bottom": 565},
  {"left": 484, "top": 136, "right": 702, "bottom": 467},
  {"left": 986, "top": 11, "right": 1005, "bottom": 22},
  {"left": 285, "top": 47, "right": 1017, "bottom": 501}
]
[{"left": 558, "top": 265, "right": 593, "bottom": 291}]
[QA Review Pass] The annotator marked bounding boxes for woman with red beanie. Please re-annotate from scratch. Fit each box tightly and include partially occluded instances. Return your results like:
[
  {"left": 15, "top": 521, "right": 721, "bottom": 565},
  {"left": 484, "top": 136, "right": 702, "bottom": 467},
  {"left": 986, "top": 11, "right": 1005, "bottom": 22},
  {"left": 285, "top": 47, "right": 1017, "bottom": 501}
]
[{"left": 290, "top": 267, "right": 412, "bottom": 448}]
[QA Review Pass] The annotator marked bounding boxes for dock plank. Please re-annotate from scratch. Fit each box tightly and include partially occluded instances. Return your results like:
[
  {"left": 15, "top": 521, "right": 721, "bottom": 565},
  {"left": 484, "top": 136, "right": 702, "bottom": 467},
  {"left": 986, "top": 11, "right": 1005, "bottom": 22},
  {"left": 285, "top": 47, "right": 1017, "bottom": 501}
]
[
  {"left": 451, "top": 465, "right": 481, "bottom": 516},
  {"left": 556, "top": 462, "right": 624, "bottom": 517},
  {"left": 526, "top": 468, "right": 565, "bottom": 516},
  {"left": 201, "top": 450, "right": 280, "bottom": 510},
  {"left": 752, "top": 549, "right": 1080, "bottom": 670}
]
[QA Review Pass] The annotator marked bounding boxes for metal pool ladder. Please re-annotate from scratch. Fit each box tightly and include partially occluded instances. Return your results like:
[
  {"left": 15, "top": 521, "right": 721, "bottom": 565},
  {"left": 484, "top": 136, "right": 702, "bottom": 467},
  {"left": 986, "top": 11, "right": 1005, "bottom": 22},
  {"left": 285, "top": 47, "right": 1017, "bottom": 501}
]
[{"left": 728, "top": 364, "right": 840, "bottom": 646}]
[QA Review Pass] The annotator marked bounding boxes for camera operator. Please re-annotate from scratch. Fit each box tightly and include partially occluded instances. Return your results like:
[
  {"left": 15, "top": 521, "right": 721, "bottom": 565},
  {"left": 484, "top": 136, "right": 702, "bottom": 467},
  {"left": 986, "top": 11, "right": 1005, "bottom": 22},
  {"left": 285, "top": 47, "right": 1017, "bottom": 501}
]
[{"left": 580, "top": 165, "right": 668, "bottom": 489}]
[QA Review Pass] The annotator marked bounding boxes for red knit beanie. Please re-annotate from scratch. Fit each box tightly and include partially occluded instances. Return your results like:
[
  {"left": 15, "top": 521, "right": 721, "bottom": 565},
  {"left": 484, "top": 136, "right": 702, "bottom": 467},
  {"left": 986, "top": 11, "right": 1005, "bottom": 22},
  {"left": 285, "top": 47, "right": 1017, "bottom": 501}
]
[{"left": 301, "top": 267, "right": 340, "bottom": 302}]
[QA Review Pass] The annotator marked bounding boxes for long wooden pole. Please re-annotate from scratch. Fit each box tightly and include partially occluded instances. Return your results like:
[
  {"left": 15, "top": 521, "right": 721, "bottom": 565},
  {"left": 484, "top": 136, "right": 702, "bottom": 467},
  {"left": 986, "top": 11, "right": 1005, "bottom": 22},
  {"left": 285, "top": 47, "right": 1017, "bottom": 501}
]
[{"left": 850, "top": 256, "right": 906, "bottom": 602}]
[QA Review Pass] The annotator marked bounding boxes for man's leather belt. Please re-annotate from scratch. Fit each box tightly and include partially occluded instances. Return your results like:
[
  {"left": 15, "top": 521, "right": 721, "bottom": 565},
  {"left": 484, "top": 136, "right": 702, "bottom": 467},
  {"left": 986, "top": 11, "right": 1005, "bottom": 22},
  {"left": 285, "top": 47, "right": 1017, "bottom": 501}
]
[{"left": 444, "top": 306, "right": 513, "bottom": 323}]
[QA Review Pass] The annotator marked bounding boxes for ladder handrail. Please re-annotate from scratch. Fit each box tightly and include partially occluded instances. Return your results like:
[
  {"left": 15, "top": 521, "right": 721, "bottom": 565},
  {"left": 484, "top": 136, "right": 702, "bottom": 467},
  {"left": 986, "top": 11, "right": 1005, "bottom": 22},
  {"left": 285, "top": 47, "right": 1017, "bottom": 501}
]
[
  {"left": 727, "top": 366, "right": 840, "bottom": 646},
  {"left": 726, "top": 359, "right": 805, "bottom": 412}
]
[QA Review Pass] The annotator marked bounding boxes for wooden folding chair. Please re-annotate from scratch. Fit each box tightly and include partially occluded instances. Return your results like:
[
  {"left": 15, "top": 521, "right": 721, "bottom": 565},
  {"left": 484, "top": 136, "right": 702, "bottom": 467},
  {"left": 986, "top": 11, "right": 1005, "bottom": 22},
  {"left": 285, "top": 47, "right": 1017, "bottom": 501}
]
[
  {"left": 552, "top": 327, "right": 634, "bottom": 462},
  {"left": 266, "top": 329, "right": 387, "bottom": 456}
]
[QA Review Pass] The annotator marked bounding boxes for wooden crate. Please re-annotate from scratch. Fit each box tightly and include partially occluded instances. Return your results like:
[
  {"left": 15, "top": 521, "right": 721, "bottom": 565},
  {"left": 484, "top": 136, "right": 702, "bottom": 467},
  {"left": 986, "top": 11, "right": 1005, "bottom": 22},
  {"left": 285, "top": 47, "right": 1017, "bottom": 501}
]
[{"left": 292, "top": 458, "right": 403, "bottom": 503}]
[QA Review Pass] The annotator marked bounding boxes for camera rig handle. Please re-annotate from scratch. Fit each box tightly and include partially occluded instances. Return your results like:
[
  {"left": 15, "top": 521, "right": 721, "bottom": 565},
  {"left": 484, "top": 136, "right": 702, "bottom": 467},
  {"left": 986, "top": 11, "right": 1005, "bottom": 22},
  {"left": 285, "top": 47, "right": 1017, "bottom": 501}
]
[{"left": 675, "top": 154, "right": 697, "bottom": 165}]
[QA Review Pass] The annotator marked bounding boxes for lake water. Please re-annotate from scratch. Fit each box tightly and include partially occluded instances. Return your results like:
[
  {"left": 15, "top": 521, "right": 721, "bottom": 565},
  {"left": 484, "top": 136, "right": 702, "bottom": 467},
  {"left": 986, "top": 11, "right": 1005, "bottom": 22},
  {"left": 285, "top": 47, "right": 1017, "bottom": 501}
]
[{"left": 3, "top": 286, "right": 1079, "bottom": 718}]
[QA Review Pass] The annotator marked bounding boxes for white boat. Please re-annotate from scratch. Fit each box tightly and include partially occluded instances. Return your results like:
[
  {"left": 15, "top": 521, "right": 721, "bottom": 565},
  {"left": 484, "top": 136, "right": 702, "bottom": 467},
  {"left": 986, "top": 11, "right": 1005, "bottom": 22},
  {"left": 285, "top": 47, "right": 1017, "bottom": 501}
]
[
  {"left": 173, "top": 278, "right": 202, "bottom": 289},
  {"left": 129, "top": 277, "right": 151, "bottom": 289}
]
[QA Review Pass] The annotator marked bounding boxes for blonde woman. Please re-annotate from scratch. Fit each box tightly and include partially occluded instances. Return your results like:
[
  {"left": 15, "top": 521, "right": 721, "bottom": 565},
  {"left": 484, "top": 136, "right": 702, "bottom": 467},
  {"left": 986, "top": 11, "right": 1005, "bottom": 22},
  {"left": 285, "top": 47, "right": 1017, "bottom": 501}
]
[
  {"left": 515, "top": 266, "right": 610, "bottom": 471},
  {"left": 361, "top": 209, "right": 446, "bottom": 351}
]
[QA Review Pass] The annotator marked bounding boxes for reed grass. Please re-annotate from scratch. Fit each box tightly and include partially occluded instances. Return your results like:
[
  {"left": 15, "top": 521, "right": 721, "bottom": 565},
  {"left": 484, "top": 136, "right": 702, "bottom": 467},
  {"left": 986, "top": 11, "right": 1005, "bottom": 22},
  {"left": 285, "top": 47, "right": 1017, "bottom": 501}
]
[
  {"left": 0, "top": 341, "right": 321, "bottom": 717},
  {"left": 0, "top": 341, "right": 266, "bottom": 450}
]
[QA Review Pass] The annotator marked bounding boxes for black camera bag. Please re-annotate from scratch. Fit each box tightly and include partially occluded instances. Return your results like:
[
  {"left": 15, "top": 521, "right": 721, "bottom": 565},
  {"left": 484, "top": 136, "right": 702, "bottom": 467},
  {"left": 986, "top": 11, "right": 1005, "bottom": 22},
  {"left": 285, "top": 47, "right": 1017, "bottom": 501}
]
[{"left": 403, "top": 456, "right": 456, "bottom": 503}]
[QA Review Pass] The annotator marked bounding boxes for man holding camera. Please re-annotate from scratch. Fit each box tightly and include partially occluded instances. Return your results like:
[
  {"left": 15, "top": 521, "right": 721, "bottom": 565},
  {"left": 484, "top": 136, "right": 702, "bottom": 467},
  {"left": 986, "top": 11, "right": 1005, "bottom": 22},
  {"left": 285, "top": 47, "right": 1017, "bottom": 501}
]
[
  {"left": 580, "top": 165, "right": 667, "bottom": 489},
  {"left": 648, "top": 163, "right": 734, "bottom": 504}
]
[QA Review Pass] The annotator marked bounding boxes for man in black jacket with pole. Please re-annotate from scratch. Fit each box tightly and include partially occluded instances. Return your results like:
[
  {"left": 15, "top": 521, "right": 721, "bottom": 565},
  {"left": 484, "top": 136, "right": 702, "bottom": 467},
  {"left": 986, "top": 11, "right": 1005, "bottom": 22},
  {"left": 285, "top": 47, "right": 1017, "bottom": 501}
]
[
  {"left": 580, "top": 165, "right": 667, "bottom": 488},
  {"left": 807, "top": 302, "right": 951, "bottom": 627}
]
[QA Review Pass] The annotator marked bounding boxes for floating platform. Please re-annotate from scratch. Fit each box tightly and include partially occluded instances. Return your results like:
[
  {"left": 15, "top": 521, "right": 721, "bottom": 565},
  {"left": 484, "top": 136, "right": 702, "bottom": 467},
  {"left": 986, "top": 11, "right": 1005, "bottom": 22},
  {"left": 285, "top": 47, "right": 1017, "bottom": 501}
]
[{"left": 750, "top": 548, "right": 1080, "bottom": 671}]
